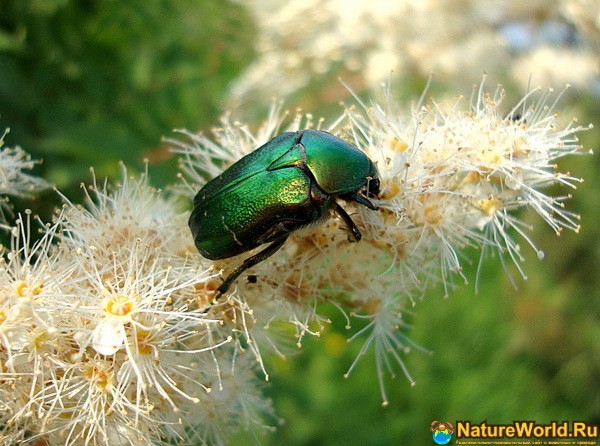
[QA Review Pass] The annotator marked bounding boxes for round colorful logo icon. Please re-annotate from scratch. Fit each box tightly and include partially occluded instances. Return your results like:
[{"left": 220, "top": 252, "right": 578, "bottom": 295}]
[{"left": 430, "top": 420, "right": 454, "bottom": 445}]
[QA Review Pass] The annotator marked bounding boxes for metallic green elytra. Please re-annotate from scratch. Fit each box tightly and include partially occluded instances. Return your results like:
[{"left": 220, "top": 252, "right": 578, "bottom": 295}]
[{"left": 189, "top": 129, "right": 380, "bottom": 298}]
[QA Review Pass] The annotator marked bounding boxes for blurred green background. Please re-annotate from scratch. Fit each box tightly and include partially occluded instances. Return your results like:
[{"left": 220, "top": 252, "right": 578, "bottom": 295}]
[{"left": 1, "top": 1, "right": 598, "bottom": 445}]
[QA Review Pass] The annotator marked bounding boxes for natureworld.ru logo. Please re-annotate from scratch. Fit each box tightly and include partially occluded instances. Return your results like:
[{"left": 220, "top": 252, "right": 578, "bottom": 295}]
[
  {"left": 455, "top": 420, "right": 598, "bottom": 439},
  {"left": 430, "top": 420, "right": 454, "bottom": 445}
]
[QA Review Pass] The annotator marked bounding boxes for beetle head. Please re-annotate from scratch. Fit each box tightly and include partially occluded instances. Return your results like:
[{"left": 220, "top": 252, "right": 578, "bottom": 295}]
[{"left": 367, "top": 175, "right": 380, "bottom": 198}]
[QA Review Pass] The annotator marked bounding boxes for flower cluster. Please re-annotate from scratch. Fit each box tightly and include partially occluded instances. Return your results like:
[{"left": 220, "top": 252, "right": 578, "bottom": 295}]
[
  {"left": 0, "top": 129, "right": 49, "bottom": 225},
  {"left": 176, "top": 81, "right": 588, "bottom": 404},
  {"left": 229, "top": 0, "right": 598, "bottom": 108},
  {"left": 0, "top": 166, "right": 272, "bottom": 445},
  {"left": 0, "top": 81, "right": 588, "bottom": 443}
]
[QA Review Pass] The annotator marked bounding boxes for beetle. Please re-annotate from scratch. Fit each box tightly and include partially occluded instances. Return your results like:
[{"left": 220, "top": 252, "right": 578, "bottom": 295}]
[{"left": 189, "top": 129, "right": 380, "bottom": 299}]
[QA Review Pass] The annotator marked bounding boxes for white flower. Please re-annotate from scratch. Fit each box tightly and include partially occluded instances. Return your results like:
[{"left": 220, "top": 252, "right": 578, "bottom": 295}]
[
  {"left": 57, "top": 163, "right": 196, "bottom": 266},
  {"left": 0, "top": 169, "right": 243, "bottom": 445},
  {"left": 228, "top": 0, "right": 598, "bottom": 109},
  {"left": 187, "top": 351, "right": 277, "bottom": 445},
  {"left": 346, "top": 80, "right": 587, "bottom": 290},
  {"left": 175, "top": 79, "right": 587, "bottom": 402},
  {"left": 512, "top": 45, "right": 598, "bottom": 92},
  {"left": 0, "top": 130, "right": 49, "bottom": 225},
  {"left": 0, "top": 211, "right": 63, "bottom": 360},
  {"left": 337, "top": 80, "right": 587, "bottom": 395},
  {"left": 0, "top": 212, "right": 69, "bottom": 442},
  {"left": 34, "top": 171, "right": 224, "bottom": 444},
  {"left": 561, "top": 0, "right": 600, "bottom": 49}
]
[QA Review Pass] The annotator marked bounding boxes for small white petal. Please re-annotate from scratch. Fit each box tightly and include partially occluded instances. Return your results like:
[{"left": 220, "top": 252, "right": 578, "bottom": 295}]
[{"left": 91, "top": 318, "right": 125, "bottom": 355}]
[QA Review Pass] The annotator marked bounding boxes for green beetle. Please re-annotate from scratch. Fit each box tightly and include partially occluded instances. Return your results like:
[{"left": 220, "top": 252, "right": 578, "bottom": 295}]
[{"left": 189, "top": 129, "right": 380, "bottom": 298}]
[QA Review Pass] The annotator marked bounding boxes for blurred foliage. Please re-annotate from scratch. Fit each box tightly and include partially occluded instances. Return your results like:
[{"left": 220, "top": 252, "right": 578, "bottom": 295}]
[
  {"left": 0, "top": 0, "right": 255, "bottom": 211},
  {"left": 1, "top": 1, "right": 599, "bottom": 446}
]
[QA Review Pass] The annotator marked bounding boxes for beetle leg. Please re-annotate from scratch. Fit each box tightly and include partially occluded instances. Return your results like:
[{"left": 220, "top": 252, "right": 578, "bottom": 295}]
[
  {"left": 334, "top": 202, "right": 362, "bottom": 242},
  {"left": 215, "top": 234, "right": 290, "bottom": 300}
]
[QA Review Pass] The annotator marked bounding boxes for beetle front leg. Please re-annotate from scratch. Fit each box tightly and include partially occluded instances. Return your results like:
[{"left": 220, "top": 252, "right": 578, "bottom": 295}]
[
  {"left": 348, "top": 193, "right": 379, "bottom": 211},
  {"left": 214, "top": 234, "right": 290, "bottom": 300},
  {"left": 334, "top": 202, "right": 362, "bottom": 242}
]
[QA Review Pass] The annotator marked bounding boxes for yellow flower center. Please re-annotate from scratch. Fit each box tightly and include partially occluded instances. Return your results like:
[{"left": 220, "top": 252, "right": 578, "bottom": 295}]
[
  {"left": 423, "top": 203, "right": 443, "bottom": 226},
  {"left": 14, "top": 279, "right": 44, "bottom": 298},
  {"left": 103, "top": 294, "right": 135, "bottom": 317},
  {"left": 380, "top": 180, "right": 401, "bottom": 200},
  {"left": 82, "top": 362, "right": 113, "bottom": 393},
  {"left": 136, "top": 330, "right": 154, "bottom": 356},
  {"left": 480, "top": 197, "right": 502, "bottom": 216},
  {"left": 390, "top": 136, "right": 408, "bottom": 153}
]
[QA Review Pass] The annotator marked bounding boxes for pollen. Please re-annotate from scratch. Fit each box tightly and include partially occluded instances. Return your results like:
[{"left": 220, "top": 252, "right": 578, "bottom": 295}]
[
  {"left": 480, "top": 197, "right": 502, "bottom": 216},
  {"left": 422, "top": 202, "right": 443, "bottom": 226},
  {"left": 103, "top": 293, "right": 135, "bottom": 317},
  {"left": 82, "top": 361, "right": 114, "bottom": 393},
  {"left": 511, "top": 136, "right": 529, "bottom": 156},
  {"left": 462, "top": 170, "right": 483, "bottom": 184},
  {"left": 362, "top": 297, "right": 382, "bottom": 315},
  {"left": 380, "top": 179, "right": 401, "bottom": 200},
  {"left": 136, "top": 330, "right": 154, "bottom": 356},
  {"left": 30, "top": 327, "right": 55, "bottom": 352},
  {"left": 390, "top": 136, "right": 408, "bottom": 153},
  {"left": 479, "top": 148, "right": 502, "bottom": 166},
  {"left": 14, "top": 279, "right": 44, "bottom": 298},
  {"left": 194, "top": 279, "right": 220, "bottom": 307}
]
